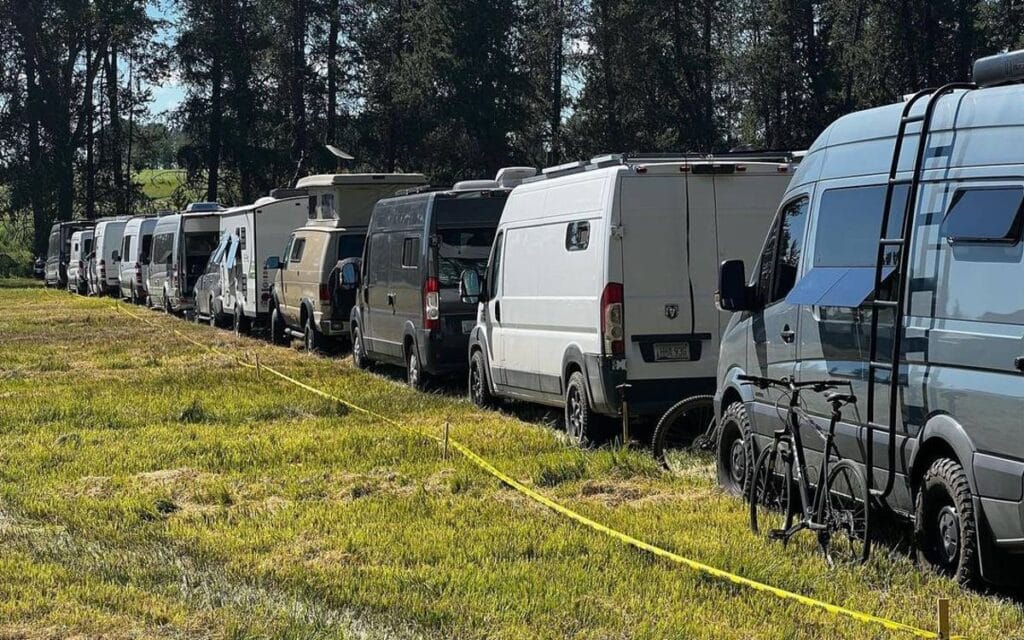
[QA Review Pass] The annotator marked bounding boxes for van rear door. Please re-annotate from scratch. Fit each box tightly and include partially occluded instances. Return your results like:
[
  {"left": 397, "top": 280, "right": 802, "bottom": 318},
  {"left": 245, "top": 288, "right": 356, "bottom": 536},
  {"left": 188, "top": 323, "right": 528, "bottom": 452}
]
[{"left": 618, "top": 172, "right": 719, "bottom": 386}]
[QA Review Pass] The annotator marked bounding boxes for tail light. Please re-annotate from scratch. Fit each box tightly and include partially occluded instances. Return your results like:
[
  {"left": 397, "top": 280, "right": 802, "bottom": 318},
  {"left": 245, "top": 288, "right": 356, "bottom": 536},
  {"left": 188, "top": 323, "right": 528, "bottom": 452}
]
[
  {"left": 600, "top": 282, "right": 625, "bottom": 357},
  {"left": 424, "top": 276, "right": 440, "bottom": 331},
  {"left": 319, "top": 283, "right": 331, "bottom": 304}
]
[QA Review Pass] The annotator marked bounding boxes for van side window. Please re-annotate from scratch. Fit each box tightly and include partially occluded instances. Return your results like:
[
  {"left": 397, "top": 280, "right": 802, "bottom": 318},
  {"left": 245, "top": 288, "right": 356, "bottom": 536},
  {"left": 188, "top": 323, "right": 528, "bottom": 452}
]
[
  {"left": 402, "top": 237, "right": 419, "bottom": 268},
  {"left": 565, "top": 221, "right": 590, "bottom": 251},
  {"left": 814, "top": 185, "right": 909, "bottom": 267},
  {"left": 122, "top": 236, "right": 132, "bottom": 259},
  {"left": 489, "top": 232, "right": 504, "bottom": 299},
  {"left": 759, "top": 197, "right": 809, "bottom": 304},
  {"left": 140, "top": 235, "right": 152, "bottom": 263},
  {"left": 321, "top": 193, "right": 336, "bottom": 219},
  {"left": 941, "top": 186, "right": 1024, "bottom": 244},
  {"left": 289, "top": 238, "right": 306, "bottom": 263},
  {"left": 152, "top": 233, "right": 174, "bottom": 264}
]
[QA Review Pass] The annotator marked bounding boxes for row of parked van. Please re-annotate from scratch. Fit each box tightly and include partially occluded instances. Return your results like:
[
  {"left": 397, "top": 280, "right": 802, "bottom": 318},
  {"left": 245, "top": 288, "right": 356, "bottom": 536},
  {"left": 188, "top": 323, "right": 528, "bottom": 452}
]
[{"left": 43, "top": 49, "right": 1024, "bottom": 589}]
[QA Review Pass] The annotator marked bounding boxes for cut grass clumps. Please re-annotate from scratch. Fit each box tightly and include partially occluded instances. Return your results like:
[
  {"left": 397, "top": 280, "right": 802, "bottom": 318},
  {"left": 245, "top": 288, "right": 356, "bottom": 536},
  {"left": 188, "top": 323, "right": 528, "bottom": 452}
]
[{"left": 1, "top": 282, "right": 1022, "bottom": 639}]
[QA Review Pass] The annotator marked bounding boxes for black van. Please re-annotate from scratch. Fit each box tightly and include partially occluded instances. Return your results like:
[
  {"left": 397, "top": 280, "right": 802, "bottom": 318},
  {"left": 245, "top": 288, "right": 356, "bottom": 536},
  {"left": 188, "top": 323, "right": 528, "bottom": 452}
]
[{"left": 347, "top": 168, "right": 536, "bottom": 389}]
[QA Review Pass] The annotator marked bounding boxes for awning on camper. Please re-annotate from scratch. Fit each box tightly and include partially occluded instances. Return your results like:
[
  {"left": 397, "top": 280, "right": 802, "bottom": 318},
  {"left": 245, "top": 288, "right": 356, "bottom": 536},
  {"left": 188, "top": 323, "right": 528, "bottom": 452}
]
[
  {"left": 211, "top": 232, "right": 230, "bottom": 265},
  {"left": 785, "top": 266, "right": 895, "bottom": 308},
  {"left": 224, "top": 235, "right": 240, "bottom": 269}
]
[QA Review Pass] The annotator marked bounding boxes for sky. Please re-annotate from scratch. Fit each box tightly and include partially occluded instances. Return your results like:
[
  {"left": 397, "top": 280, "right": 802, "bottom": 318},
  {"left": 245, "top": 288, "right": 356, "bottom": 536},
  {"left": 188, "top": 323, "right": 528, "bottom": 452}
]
[{"left": 146, "top": 1, "right": 184, "bottom": 115}]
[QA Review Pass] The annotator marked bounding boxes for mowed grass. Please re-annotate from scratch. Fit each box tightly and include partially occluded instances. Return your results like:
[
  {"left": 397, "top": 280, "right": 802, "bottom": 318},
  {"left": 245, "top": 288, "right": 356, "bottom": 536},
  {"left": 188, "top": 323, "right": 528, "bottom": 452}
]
[{"left": 0, "top": 285, "right": 1022, "bottom": 639}]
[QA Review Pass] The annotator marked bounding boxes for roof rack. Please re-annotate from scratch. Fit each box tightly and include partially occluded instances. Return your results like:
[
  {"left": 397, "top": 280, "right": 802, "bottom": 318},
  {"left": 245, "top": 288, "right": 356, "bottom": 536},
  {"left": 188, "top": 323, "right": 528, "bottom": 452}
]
[{"left": 523, "top": 150, "right": 802, "bottom": 184}]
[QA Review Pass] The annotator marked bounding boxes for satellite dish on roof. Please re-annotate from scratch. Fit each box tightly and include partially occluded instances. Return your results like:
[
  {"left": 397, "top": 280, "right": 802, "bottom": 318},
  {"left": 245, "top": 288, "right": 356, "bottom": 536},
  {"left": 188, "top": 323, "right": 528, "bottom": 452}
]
[{"left": 325, "top": 145, "right": 355, "bottom": 161}]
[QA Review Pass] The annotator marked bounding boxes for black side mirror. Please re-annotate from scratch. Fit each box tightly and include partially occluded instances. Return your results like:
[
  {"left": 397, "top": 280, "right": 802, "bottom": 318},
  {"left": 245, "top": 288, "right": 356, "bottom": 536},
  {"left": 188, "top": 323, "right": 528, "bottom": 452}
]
[
  {"left": 717, "top": 260, "right": 755, "bottom": 312},
  {"left": 459, "top": 269, "right": 485, "bottom": 304},
  {"left": 340, "top": 262, "right": 359, "bottom": 290},
  {"left": 265, "top": 256, "right": 282, "bottom": 270}
]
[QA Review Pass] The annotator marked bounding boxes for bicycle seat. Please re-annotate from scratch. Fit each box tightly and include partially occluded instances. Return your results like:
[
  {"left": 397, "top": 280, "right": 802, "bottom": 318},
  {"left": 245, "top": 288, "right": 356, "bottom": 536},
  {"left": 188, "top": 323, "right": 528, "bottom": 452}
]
[{"left": 825, "top": 391, "right": 857, "bottom": 405}]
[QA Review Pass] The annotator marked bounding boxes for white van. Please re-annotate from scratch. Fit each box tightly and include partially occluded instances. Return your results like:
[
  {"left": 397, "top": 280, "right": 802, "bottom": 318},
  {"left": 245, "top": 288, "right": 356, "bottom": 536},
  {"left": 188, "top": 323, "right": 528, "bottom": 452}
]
[
  {"left": 148, "top": 211, "right": 222, "bottom": 313},
  {"left": 462, "top": 154, "right": 796, "bottom": 444},
  {"left": 90, "top": 217, "right": 129, "bottom": 296},
  {"left": 67, "top": 229, "right": 94, "bottom": 295},
  {"left": 118, "top": 216, "right": 158, "bottom": 303},
  {"left": 213, "top": 195, "right": 310, "bottom": 333}
]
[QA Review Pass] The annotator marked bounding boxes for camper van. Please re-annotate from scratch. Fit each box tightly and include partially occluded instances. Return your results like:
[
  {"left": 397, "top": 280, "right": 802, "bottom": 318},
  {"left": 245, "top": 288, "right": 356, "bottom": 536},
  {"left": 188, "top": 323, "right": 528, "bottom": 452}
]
[
  {"left": 117, "top": 216, "right": 158, "bottom": 304},
  {"left": 89, "top": 217, "right": 129, "bottom": 296},
  {"left": 267, "top": 173, "right": 427, "bottom": 350},
  {"left": 714, "top": 50, "right": 1024, "bottom": 587},
  {"left": 67, "top": 230, "right": 94, "bottom": 294},
  {"left": 347, "top": 168, "right": 536, "bottom": 388},
  {"left": 461, "top": 154, "right": 795, "bottom": 444},
  {"left": 202, "top": 195, "right": 310, "bottom": 333},
  {"left": 45, "top": 221, "right": 93, "bottom": 288},
  {"left": 147, "top": 207, "right": 223, "bottom": 313}
]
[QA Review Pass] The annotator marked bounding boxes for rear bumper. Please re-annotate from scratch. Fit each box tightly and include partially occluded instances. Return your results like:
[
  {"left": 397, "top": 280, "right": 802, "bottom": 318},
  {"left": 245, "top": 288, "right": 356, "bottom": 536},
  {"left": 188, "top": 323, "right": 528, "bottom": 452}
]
[
  {"left": 419, "top": 330, "right": 471, "bottom": 376},
  {"left": 583, "top": 354, "right": 627, "bottom": 416},
  {"left": 585, "top": 360, "right": 715, "bottom": 419},
  {"left": 319, "top": 318, "right": 349, "bottom": 337}
]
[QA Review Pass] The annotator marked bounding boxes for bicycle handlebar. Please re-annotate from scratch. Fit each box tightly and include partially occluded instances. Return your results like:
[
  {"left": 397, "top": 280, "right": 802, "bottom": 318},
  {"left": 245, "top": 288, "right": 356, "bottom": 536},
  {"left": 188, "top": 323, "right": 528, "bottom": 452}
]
[{"left": 736, "top": 374, "right": 850, "bottom": 392}]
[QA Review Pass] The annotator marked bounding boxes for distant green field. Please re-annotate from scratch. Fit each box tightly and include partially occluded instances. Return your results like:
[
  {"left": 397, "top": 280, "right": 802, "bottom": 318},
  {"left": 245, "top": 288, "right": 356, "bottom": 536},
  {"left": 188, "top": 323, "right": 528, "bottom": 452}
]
[
  {"left": 1, "top": 285, "right": 1022, "bottom": 638},
  {"left": 136, "top": 168, "right": 186, "bottom": 201}
]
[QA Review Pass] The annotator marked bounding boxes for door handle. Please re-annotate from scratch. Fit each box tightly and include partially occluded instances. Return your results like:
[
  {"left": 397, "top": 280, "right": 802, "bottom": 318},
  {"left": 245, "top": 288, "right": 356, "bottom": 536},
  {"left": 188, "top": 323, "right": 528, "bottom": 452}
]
[
  {"left": 1015, "top": 356, "right": 1024, "bottom": 373},
  {"left": 494, "top": 300, "right": 501, "bottom": 323},
  {"left": 387, "top": 293, "right": 395, "bottom": 306},
  {"left": 780, "top": 325, "right": 795, "bottom": 343}
]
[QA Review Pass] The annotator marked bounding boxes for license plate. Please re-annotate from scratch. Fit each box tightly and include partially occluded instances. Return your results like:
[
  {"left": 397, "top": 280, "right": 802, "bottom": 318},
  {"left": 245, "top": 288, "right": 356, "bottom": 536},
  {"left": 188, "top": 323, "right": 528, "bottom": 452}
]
[
  {"left": 462, "top": 320, "right": 476, "bottom": 334},
  {"left": 654, "top": 342, "right": 690, "bottom": 361}
]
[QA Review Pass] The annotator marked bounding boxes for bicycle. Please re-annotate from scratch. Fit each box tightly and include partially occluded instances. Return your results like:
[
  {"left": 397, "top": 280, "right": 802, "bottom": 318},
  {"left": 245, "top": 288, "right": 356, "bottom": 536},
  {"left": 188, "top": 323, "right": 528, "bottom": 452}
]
[
  {"left": 651, "top": 394, "right": 716, "bottom": 472},
  {"left": 738, "top": 374, "right": 871, "bottom": 566}
]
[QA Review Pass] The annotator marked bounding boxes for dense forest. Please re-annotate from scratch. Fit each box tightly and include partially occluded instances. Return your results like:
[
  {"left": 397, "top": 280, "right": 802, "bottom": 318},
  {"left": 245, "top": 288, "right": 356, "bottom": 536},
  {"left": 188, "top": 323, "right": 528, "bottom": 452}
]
[{"left": 1, "top": 0, "right": 1023, "bottom": 258}]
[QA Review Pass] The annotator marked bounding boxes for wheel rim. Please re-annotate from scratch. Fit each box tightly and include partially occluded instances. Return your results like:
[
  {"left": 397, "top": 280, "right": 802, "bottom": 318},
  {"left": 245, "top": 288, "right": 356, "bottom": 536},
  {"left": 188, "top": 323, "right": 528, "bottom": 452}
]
[
  {"left": 567, "top": 387, "right": 584, "bottom": 440},
  {"left": 751, "top": 449, "right": 788, "bottom": 536},
  {"left": 658, "top": 399, "right": 715, "bottom": 471},
  {"left": 937, "top": 505, "right": 960, "bottom": 565},
  {"left": 471, "top": 362, "right": 484, "bottom": 401},
  {"left": 408, "top": 353, "right": 419, "bottom": 387},
  {"left": 824, "top": 464, "right": 869, "bottom": 565},
  {"left": 728, "top": 435, "right": 747, "bottom": 487},
  {"left": 353, "top": 331, "right": 362, "bottom": 364}
]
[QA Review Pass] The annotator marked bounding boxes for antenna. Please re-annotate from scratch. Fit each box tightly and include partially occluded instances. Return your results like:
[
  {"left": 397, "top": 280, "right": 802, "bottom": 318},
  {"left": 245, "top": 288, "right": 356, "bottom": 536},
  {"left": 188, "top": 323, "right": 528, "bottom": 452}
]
[{"left": 325, "top": 145, "right": 355, "bottom": 172}]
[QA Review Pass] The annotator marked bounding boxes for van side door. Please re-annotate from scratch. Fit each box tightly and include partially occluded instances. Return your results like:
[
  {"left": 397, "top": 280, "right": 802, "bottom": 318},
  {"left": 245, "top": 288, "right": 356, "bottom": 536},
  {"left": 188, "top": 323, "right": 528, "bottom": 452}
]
[
  {"left": 391, "top": 233, "right": 423, "bottom": 354},
  {"left": 484, "top": 231, "right": 506, "bottom": 385},
  {"left": 747, "top": 196, "right": 810, "bottom": 431},
  {"left": 283, "top": 234, "right": 307, "bottom": 325},
  {"left": 362, "top": 231, "right": 394, "bottom": 359}
]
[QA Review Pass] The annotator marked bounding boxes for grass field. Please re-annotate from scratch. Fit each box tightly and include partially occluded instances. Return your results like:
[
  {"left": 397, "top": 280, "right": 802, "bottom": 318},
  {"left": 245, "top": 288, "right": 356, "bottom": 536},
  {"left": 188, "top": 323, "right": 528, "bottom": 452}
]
[{"left": 1, "top": 283, "right": 1022, "bottom": 639}]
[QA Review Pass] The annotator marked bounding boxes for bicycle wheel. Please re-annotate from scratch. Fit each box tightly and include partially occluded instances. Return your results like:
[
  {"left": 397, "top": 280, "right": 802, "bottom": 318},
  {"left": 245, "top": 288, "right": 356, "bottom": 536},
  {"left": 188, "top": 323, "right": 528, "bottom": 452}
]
[
  {"left": 749, "top": 444, "right": 791, "bottom": 537},
  {"left": 652, "top": 395, "right": 715, "bottom": 471},
  {"left": 823, "top": 459, "right": 871, "bottom": 565}
]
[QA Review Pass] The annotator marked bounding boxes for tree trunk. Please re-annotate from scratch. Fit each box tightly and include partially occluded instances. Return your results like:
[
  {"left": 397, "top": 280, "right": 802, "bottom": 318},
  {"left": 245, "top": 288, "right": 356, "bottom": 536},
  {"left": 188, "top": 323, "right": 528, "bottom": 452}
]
[
  {"left": 548, "top": 0, "right": 564, "bottom": 165},
  {"left": 85, "top": 37, "right": 96, "bottom": 220},
  {"left": 326, "top": 0, "right": 340, "bottom": 150},
  {"left": 596, "top": 0, "right": 620, "bottom": 150},
  {"left": 106, "top": 45, "right": 125, "bottom": 216},
  {"left": 290, "top": 0, "right": 308, "bottom": 177},
  {"left": 207, "top": 51, "right": 223, "bottom": 202}
]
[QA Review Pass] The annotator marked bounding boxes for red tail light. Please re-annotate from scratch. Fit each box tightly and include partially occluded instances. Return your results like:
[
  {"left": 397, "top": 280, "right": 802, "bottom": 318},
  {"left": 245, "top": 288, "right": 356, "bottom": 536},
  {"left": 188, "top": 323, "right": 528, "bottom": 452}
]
[
  {"left": 424, "top": 276, "right": 440, "bottom": 331},
  {"left": 600, "top": 282, "right": 625, "bottom": 357},
  {"left": 319, "top": 283, "right": 331, "bottom": 303}
]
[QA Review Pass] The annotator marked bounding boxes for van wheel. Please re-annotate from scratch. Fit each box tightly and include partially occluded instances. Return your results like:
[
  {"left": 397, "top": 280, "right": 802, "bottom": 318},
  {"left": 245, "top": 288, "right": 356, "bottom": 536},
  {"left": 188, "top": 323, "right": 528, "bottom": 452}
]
[
  {"left": 270, "top": 307, "right": 288, "bottom": 346},
  {"left": 469, "top": 350, "right": 494, "bottom": 408},
  {"left": 717, "top": 402, "right": 753, "bottom": 497},
  {"left": 914, "top": 458, "right": 979, "bottom": 586},
  {"left": 564, "top": 371, "right": 607, "bottom": 447},
  {"left": 304, "top": 317, "right": 322, "bottom": 354},
  {"left": 406, "top": 346, "right": 428, "bottom": 391},
  {"left": 351, "top": 326, "right": 369, "bottom": 369}
]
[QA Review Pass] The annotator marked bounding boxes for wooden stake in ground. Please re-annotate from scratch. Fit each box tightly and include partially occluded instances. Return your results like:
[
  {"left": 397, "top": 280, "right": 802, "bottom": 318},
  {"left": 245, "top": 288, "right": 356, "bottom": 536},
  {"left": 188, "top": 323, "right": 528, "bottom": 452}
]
[{"left": 937, "top": 597, "right": 950, "bottom": 640}]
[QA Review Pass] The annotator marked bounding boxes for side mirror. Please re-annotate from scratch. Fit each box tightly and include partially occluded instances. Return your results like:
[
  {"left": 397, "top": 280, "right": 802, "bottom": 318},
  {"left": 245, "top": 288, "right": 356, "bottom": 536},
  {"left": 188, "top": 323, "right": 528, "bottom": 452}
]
[
  {"left": 459, "top": 269, "right": 484, "bottom": 303},
  {"left": 265, "top": 256, "right": 282, "bottom": 270},
  {"left": 111, "top": 251, "right": 120, "bottom": 262},
  {"left": 717, "top": 260, "right": 755, "bottom": 312},
  {"left": 339, "top": 262, "right": 359, "bottom": 290}
]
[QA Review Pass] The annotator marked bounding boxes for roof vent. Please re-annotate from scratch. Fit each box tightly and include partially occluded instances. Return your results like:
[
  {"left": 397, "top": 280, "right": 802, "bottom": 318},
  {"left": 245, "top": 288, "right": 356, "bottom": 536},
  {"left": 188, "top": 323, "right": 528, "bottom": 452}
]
[
  {"left": 184, "top": 202, "right": 224, "bottom": 213},
  {"left": 453, "top": 179, "right": 500, "bottom": 191},
  {"left": 973, "top": 49, "right": 1024, "bottom": 87},
  {"left": 494, "top": 166, "right": 537, "bottom": 188}
]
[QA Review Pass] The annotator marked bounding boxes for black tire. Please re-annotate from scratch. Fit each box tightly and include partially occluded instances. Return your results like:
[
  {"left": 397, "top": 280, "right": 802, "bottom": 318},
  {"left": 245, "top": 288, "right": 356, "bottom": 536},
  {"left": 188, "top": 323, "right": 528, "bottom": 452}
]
[
  {"left": 469, "top": 349, "right": 494, "bottom": 408},
  {"left": 652, "top": 394, "right": 716, "bottom": 471},
  {"left": 750, "top": 444, "right": 792, "bottom": 536},
  {"left": 717, "top": 401, "right": 754, "bottom": 497},
  {"left": 564, "top": 370, "right": 608, "bottom": 447},
  {"left": 914, "top": 457, "right": 979, "bottom": 585},
  {"left": 304, "top": 316, "right": 322, "bottom": 354},
  {"left": 351, "top": 325, "right": 370, "bottom": 369},
  {"left": 823, "top": 459, "right": 871, "bottom": 566},
  {"left": 270, "top": 306, "right": 288, "bottom": 346},
  {"left": 406, "top": 344, "right": 428, "bottom": 391}
]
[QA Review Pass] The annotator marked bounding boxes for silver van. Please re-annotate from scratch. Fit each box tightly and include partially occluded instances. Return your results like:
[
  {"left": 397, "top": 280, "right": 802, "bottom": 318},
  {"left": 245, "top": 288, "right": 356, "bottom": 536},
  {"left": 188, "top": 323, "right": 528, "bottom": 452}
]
[
  {"left": 148, "top": 211, "right": 222, "bottom": 313},
  {"left": 714, "top": 50, "right": 1024, "bottom": 587}
]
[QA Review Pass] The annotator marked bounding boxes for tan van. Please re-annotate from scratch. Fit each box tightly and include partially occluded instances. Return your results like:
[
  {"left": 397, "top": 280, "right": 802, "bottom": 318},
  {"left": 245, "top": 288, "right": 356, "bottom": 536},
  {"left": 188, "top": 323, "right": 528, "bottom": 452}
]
[{"left": 267, "top": 173, "right": 426, "bottom": 350}]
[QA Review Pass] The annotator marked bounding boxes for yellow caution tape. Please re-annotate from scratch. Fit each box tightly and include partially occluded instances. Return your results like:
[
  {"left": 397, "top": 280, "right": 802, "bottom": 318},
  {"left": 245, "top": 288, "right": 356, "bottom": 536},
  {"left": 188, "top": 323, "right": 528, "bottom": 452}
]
[{"left": 108, "top": 301, "right": 959, "bottom": 639}]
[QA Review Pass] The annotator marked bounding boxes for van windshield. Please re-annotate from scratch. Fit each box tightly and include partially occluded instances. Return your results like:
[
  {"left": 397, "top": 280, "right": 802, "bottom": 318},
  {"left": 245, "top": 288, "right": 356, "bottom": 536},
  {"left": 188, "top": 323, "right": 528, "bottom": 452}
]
[{"left": 436, "top": 228, "right": 496, "bottom": 288}]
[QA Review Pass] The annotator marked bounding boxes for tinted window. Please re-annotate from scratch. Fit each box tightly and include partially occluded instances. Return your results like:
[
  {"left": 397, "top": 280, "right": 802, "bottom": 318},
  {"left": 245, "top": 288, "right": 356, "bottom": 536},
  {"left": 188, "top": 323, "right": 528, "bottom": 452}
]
[
  {"left": 122, "top": 236, "right": 132, "bottom": 258},
  {"left": 140, "top": 235, "right": 152, "bottom": 262},
  {"left": 437, "top": 228, "right": 496, "bottom": 288},
  {"left": 759, "top": 198, "right": 810, "bottom": 304},
  {"left": 321, "top": 193, "right": 336, "bottom": 219},
  {"left": 941, "top": 187, "right": 1024, "bottom": 243},
  {"left": 337, "top": 234, "right": 365, "bottom": 261},
  {"left": 185, "top": 232, "right": 220, "bottom": 257},
  {"left": 152, "top": 233, "right": 174, "bottom": 264},
  {"left": 83, "top": 238, "right": 93, "bottom": 255},
  {"left": 402, "top": 237, "right": 419, "bottom": 268},
  {"left": 433, "top": 195, "right": 506, "bottom": 226},
  {"left": 565, "top": 221, "right": 590, "bottom": 251},
  {"left": 290, "top": 238, "right": 306, "bottom": 262},
  {"left": 814, "top": 185, "right": 909, "bottom": 267}
]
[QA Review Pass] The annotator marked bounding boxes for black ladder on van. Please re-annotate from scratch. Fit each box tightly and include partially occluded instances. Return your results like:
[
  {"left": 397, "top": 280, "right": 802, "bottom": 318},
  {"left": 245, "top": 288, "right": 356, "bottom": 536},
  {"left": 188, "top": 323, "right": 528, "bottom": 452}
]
[{"left": 864, "top": 82, "right": 976, "bottom": 501}]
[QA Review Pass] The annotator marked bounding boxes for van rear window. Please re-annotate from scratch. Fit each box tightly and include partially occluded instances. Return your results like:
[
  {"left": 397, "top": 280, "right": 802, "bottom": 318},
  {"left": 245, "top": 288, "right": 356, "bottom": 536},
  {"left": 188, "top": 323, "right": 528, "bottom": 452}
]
[
  {"left": 185, "top": 231, "right": 220, "bottom": 257},
  {"left": 437, "top": 228, "right": 495, "bottom": 288},
  {"left": 941, "top": 187, "right": 1024, "bottom": 244},
  {"left": 814, "top": 185, "right": 909, "bottom": 267}
]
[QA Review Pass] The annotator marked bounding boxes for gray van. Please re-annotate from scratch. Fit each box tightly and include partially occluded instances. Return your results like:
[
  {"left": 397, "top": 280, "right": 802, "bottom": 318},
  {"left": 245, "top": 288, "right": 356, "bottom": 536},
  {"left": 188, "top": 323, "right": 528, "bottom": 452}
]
[
  {"left": 348, "top": 172, "right": 531, "bottom": 388},
  {"left": 714, "top": 50, "right": 1024, "bottom": 587},
  {"left": 147, "top": 211, "right": 222, "bottom": 313}
]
